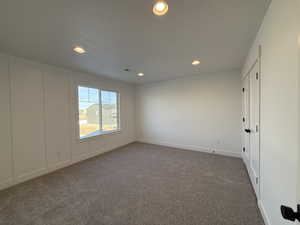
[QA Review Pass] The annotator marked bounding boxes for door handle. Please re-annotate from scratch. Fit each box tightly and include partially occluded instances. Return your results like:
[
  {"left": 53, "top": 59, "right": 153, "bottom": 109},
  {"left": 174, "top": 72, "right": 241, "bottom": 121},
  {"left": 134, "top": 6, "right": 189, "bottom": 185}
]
[
  {"left": 281, "top": 205, "right": 300, "bottom": 222},
  {"left": 244, "top": 129, "right": 251, "bottom": 133}
]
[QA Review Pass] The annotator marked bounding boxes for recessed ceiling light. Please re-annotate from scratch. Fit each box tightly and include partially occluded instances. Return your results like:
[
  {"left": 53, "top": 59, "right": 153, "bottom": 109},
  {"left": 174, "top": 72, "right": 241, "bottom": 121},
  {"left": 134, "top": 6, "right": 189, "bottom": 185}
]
[
  {"left": 192, "top": 60, "right": 201, "bottom": 65},
  {"left": 73, "top": 46, "right": 86, "bottom": 54},
  {"left": 137, "top": 73, "right": 144, "bottom": 77},
  {"left": 153, "top": 0, "right": 169, "bottom": 16}
]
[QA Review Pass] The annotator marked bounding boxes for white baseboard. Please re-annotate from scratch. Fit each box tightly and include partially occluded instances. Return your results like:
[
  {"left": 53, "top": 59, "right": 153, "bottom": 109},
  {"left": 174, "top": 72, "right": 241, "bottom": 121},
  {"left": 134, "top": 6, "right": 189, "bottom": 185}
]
[
  {"left": 72, "top": 149, "right": 107, "bottom": 164},
  {"left": 258, "top": 200, "right": 271, "bottom": 225},
  {"left": 139, "top": 139, "right": 272, "bottom": 224},
  {"left": 48, "top": 160, "right": 73, "bottom": 173},
  {"left": 0, "top": 178, "right": 13, "bottom": 191},
  {"left": 243, "top": 154, "right": 271, "bottom": 225},
  {"left": 0, "top": 139, "right": 272, "bottom": 225},
  {"left": 72, "top": 141, "right": 134, "bottom": 164},
  {"left": 138, "top": 138, "right": 241, "bottom": 158},
  {"left": 14, "top": 168, "right": 48, "bottom": 185},
  {"left": 0, "top": 141, "right": 135, "bottom": 191}
]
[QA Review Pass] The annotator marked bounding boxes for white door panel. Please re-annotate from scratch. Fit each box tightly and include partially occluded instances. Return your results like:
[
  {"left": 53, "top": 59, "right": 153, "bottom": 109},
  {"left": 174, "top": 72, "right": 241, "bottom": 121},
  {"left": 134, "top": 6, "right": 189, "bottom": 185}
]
[
  {"left": 242, "top": 76, "right": 250, "bottom": 162},
  {"left": 242, "top": 60, "right": 260, "bottom": 199},
  {"left": 249, "top": 61, "right": 260, "bottom": 197}
]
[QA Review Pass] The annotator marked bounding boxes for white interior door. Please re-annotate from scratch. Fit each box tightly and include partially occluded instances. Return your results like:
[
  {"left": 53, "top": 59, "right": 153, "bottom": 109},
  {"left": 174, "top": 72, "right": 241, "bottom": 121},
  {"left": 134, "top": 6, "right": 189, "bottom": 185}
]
[
  {"left": 249, "top": 61, "right": 260, "bottom": 197},
  {"left": 242, "top": 76, "right": 250, "bottom": 162}
]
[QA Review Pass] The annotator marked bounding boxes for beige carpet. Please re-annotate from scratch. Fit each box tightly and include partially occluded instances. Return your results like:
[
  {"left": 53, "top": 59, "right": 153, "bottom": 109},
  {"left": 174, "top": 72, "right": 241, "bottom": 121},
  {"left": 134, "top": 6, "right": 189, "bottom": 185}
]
[{"left": 0, "top": 142, "right": 264, "bottom": 225}]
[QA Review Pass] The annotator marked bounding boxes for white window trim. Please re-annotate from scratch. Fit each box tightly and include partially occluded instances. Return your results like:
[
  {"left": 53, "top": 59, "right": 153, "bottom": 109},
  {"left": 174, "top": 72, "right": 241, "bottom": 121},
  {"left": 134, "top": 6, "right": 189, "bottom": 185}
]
[{"left": 76, "top": 85, "right": 121, "bottom": 142}]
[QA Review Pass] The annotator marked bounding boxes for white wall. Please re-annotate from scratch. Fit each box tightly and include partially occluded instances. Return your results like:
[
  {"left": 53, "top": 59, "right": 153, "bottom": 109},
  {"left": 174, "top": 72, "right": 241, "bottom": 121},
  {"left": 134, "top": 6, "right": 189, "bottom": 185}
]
[
  {"left": 242, "top": 1, "right": 300, "bottom": 224},
  {"left": 0, "top": 53, "right": 136, "bottom": 191},
  {"left": 136, "top": 70, "right": 242, "bottom": 157}
]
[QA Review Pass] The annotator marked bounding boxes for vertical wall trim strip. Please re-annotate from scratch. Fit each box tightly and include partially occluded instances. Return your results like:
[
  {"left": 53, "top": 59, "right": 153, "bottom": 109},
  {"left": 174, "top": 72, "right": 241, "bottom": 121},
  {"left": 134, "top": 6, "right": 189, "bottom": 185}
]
[
  {"left": 42, "top": 66, "right": 48, "bottom": 169},
  {"left": 8, "top": 55, "right": 15, "bottom": 181}
]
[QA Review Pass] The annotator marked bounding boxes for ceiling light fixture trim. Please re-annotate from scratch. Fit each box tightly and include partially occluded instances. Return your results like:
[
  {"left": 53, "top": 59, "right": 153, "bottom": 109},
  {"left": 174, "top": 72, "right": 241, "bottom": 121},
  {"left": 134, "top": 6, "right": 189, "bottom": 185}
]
[
  {"left": 73, "top": 46, "right": 86, "bottom": 54},
  {"left": 192, "top": 60, "right": 201, "bottom": 65},
  {"left": 153, "top": 0, "right": 169, "bottom": 16}
]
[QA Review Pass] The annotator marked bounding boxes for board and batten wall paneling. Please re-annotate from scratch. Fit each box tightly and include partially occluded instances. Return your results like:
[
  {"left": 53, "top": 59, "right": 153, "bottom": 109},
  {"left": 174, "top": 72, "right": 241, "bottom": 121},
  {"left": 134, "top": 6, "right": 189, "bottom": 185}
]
[
  {"left": 10, "top": 57, "right": 47, "bottom": 181},
  {"left": 44, "top": 66, "right": 72, "bottom": 170},
  {"left": 0, "top": 54, "right": 13, "bottom": 189},
  {"left": 0, "top": 53, "right": 136, "bottom": 191}
]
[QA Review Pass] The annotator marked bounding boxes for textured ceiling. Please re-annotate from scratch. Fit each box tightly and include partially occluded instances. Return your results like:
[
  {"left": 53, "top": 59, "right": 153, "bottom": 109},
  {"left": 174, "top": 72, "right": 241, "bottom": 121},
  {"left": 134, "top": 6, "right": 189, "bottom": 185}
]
[{"left": 0, "top": 0, "right": 270, "bottom": 84}]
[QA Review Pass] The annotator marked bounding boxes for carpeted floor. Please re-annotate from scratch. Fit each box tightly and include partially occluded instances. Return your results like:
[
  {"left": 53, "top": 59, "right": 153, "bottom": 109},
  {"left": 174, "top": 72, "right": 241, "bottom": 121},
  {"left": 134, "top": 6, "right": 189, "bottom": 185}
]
[{"left": 0, "top": 142, "right": 264, "bottom": 225}]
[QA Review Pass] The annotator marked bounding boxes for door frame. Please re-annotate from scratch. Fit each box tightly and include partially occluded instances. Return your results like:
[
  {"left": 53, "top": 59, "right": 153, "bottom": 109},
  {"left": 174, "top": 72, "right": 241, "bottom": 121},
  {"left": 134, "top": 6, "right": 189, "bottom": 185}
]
[{"left": 241, "top": 46, "right": 261, "bottom": 200}]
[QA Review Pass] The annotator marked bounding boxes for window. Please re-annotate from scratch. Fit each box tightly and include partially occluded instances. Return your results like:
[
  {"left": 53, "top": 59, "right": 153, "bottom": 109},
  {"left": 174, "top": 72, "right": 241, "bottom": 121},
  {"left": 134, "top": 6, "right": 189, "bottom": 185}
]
[
  {"left": 101, "top": 90, "right": 118, "bottom": 132},
  {"left": 78, "top": 86, "right": 119, "bottom": 139}
]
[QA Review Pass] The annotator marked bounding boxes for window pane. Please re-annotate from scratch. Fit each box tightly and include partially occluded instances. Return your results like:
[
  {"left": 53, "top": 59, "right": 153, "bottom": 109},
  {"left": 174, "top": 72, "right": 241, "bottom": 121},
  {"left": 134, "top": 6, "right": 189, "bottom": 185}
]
[
  {"left": 78, "top": 86, "right": 100, "bottom": 138},
  {"left": 101, "top": 90, "right": 118, "bottom": 131}
]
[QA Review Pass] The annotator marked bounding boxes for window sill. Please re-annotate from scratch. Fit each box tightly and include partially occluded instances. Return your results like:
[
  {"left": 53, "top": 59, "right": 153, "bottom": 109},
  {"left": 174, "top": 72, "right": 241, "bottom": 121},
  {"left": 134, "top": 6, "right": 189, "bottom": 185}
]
[{"left": 79, "top": 129, "right": 121, "bottom": 143}]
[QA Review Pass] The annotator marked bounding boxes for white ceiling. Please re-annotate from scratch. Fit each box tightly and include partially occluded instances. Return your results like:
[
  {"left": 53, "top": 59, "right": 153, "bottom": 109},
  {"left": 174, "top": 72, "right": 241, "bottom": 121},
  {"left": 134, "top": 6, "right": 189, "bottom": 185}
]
[{"left": 0, "top": 0, "right": 270, "bottom": 84}]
